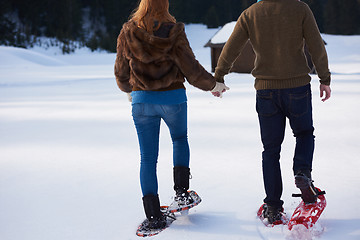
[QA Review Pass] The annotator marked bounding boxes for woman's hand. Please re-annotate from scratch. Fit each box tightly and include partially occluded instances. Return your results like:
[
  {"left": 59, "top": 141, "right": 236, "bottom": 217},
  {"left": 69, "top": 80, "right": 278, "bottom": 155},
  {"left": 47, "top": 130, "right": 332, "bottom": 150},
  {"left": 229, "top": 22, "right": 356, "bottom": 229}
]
[{"left": 211, "top": 82, "right": 230, "bottom": 98}]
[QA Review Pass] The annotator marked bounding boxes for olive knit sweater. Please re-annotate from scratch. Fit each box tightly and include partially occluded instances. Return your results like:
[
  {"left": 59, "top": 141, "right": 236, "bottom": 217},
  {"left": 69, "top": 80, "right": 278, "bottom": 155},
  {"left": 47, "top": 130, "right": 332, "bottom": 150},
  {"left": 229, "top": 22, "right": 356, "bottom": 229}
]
[{"left": 214, "top": 0, "right": 331, "bottom": 90}]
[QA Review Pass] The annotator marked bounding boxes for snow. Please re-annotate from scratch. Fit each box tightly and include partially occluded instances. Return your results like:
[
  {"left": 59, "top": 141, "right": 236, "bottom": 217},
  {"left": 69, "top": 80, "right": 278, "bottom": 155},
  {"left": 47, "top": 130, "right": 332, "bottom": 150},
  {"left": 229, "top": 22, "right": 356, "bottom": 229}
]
[
  {"left": 0, "top": 46, "right": 66, "bottom": 67},
  {"left": 1, "top": 24, "right": 360, "bottom": 240}
]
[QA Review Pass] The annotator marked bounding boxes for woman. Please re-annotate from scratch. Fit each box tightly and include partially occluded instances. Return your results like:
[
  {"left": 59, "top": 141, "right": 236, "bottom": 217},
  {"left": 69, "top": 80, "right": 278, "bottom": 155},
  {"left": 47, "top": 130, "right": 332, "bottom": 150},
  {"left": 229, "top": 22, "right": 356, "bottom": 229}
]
[{"left": 114, "top": 0, "right": 228, "bottom": 230}]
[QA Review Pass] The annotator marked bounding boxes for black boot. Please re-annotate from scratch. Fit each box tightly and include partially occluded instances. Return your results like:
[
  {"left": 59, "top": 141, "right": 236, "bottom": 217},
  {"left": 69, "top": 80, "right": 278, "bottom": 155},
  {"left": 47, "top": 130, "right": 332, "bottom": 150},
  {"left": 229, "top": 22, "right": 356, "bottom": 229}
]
[
  {"left": 263, "top": 204, "right": 285, "bottom": 224},
  {"left": 294, "top": 170, "right": 318, "bottom": 204},
  {"left": 142, "top": 194, "right": 166, "bottom": 229},
  {"left": 173, "top": 166, "right": 193, "bottom": 205}
]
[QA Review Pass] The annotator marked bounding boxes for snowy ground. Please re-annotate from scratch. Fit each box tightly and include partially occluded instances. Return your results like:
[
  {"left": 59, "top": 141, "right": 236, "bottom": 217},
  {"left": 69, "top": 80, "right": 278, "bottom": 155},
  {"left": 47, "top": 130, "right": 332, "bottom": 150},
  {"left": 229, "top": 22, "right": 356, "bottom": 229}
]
[{"left": 1, "top": 24, "right": 360, "bottom": 240}]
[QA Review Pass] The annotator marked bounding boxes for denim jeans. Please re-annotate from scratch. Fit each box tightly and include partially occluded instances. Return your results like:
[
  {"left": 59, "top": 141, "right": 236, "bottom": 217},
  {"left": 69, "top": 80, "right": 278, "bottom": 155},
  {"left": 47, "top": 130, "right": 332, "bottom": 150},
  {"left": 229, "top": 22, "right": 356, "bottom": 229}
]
[
  {"left": 132, "top": 102, "right": 189, "bottom": 196},
  {"left": 256, "top": 84, "right": 315, "bottom": 207}
]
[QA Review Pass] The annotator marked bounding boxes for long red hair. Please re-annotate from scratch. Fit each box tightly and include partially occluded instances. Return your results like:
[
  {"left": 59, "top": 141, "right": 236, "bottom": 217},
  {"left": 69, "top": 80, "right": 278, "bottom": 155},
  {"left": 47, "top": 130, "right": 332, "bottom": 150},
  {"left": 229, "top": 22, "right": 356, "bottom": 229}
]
[{"left": 130, "top": 0, "right": 176, "bottom": 33}]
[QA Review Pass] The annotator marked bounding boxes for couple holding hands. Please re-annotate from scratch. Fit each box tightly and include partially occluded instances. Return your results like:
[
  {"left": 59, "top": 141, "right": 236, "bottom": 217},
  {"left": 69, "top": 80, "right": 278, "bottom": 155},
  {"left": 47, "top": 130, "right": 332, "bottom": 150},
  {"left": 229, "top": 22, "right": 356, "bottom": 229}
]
[{"left": 114, "top": 0, "right": 331, "bottom": 231}]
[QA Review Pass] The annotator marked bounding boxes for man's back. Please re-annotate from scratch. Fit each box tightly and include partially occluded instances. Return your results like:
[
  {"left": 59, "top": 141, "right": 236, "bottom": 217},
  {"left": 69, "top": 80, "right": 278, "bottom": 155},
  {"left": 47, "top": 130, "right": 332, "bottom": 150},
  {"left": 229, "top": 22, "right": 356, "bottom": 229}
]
[
  {"left": 215, "top": 0, "right": 330, "bottom": 90},
  {"left": 246, "top": 0, "right": 310, "bottom": 80}
]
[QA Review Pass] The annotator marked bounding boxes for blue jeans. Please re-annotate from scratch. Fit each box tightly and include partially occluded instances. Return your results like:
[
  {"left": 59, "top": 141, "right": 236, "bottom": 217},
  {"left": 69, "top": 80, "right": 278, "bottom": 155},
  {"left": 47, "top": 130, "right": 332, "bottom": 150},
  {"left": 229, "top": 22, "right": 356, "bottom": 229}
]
[
  {"left": 132, "top": 102, "right": 190, "bottom": 196},
  {"left": 256, "top": 84, "right": 315, "bottom": 207}
]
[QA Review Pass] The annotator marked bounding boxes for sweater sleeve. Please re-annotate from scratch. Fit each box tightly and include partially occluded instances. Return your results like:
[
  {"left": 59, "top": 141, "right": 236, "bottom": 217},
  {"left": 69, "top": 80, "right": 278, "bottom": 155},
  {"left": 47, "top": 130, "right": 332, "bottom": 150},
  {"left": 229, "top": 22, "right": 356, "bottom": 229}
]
[
  {"left": 114, "top": 29, "right": 133, "bottom": 93},
  {"left": 172, "top": 30, "right": 216, "bottom": 91},
  {"left": 302, "top": 5, "right": 331, "bottom": 85},
  {"left": 214, "top": 12, "right": 250, "bottom": 82}
]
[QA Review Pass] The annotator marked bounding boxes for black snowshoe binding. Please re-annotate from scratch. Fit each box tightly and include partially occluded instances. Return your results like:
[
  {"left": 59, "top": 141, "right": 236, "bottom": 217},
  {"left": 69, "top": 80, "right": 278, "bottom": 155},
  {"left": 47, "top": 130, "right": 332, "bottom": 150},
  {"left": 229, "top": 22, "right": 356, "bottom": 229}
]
[
  {"left": 293, "top": 172, "right": 326, "bottom": 204},
  {"left": 174, "top": 189, "right": 194, "bottom": 206},
  {"left": 142, "top": 214, "right": 167, "bottom": 230},
  {"left": 262, "top": 204, "right": 286, "bottom": 225},
  {"left": 136, "top": 195, "right": 176, "bottom": 237},
  {"left": 136, "top": 206, "right": 175, "bottom": 237}
]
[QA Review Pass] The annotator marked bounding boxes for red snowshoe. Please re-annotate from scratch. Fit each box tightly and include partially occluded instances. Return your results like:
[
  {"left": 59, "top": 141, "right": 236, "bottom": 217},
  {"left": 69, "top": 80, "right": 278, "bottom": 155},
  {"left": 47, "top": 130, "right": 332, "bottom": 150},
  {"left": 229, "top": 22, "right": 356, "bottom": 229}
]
[{"left": 288, "top": 187, "right": 326, "bottom": 230}]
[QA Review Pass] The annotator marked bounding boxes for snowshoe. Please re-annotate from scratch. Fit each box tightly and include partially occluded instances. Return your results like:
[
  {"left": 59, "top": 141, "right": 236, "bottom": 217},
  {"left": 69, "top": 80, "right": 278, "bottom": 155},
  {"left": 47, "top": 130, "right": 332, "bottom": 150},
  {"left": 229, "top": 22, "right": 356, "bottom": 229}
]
[
  {"left": 288, "top": 187, "right": 326, "bottom": 230},
  {"left": 136, "top": 206, "right": 176, "bottom": 237}
]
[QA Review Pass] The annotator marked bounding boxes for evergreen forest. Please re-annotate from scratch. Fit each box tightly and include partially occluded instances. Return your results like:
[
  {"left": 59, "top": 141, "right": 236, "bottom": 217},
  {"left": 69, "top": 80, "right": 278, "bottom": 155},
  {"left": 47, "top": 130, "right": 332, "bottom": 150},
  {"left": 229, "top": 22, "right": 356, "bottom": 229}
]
[{"left": 1, "top": 0, "right": 359, "bottom": 53}]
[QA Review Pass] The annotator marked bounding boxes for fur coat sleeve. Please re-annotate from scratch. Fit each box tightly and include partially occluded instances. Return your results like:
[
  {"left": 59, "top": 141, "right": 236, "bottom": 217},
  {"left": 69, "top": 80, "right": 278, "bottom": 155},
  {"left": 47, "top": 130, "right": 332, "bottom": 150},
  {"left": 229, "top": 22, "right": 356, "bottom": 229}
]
[
  {"left": 114, "top": 29, "right": 132, "bottom": 93},
  {"left": 171, "top": 30, "right": 216, "bottom": 91}
]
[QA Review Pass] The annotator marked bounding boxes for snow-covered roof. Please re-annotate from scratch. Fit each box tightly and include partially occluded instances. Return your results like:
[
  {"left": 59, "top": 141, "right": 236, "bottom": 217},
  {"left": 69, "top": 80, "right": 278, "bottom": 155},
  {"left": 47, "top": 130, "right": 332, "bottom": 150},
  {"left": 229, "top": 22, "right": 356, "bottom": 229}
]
[{"left": 209, "top": 21, "right": 236, "bottom": 45}]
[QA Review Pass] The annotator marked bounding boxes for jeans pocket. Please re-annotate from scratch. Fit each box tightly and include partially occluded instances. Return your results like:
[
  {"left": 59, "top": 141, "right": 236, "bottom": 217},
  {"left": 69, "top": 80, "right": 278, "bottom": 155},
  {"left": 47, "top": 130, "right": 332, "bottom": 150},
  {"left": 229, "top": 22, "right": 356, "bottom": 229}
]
[
  {"left": 289, "top": 91, "right": 309, "bottom": 118},
  {"left": 256, "top": 91, "right": 277, "bottom": 117},
  {"left": 160, "top": 104, "right": 182, "bottom": 116}
]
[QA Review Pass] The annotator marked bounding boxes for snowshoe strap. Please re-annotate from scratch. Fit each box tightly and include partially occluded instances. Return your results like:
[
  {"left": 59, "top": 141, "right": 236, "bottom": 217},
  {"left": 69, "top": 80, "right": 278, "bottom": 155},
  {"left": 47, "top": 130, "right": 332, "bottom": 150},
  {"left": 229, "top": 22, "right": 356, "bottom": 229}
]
[
  {"left": 160, "top": 207, "right": 176, "bottom": 221},
  {"left": 292, "top": 190, "right": 326, "bottom": 198},
  {"left": 319, "top": 190, "right": 326, "bottom": 195}
]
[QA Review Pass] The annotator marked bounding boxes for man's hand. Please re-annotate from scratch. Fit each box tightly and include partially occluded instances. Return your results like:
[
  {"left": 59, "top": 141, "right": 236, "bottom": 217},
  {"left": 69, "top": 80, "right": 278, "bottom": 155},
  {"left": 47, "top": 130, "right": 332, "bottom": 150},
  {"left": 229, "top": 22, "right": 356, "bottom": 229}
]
[{"left": 320, "top": 84, "right": 331, "bottom": 102}]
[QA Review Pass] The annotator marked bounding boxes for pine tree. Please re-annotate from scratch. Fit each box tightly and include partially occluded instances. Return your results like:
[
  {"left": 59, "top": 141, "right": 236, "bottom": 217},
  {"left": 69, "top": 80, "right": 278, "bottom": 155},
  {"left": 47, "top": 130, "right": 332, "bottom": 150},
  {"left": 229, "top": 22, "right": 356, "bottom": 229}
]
[
  {"left": 302, "top": 0, "right": 326, "bottom": 32},
  {"left": 0, "top": 0, "right": 16, "bottom": 45},
  {"left": 324, "top": 0, "right": 360, "bottom": 34},
  {"left": 204, "top": 6, "right": 220, "bottom": 28}
]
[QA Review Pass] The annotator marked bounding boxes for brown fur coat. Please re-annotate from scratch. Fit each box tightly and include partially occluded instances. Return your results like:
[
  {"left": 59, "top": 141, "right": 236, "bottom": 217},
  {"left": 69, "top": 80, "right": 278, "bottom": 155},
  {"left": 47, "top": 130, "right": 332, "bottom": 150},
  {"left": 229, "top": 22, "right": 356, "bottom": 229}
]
[{"left": 114, "top": 20, "right": 215, "bottom": 93}]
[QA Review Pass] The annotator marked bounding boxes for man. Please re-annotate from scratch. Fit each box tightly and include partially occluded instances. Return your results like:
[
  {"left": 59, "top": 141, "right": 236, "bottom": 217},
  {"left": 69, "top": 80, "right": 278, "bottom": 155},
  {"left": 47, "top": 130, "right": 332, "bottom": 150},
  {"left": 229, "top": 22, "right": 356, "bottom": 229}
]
[{"left": 214, "top": 0, "right": 331, "bottom": 224}]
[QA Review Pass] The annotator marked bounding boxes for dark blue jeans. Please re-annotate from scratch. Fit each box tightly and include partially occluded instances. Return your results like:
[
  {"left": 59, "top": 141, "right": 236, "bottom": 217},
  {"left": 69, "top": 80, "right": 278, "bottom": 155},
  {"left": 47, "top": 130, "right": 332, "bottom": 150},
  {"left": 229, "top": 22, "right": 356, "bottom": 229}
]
[
  {"left": 132, "top": 102, "right": 189, "bottom": 196},
  {"left": 256, "top": 84, "right": 315, "bottom": 207}
]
